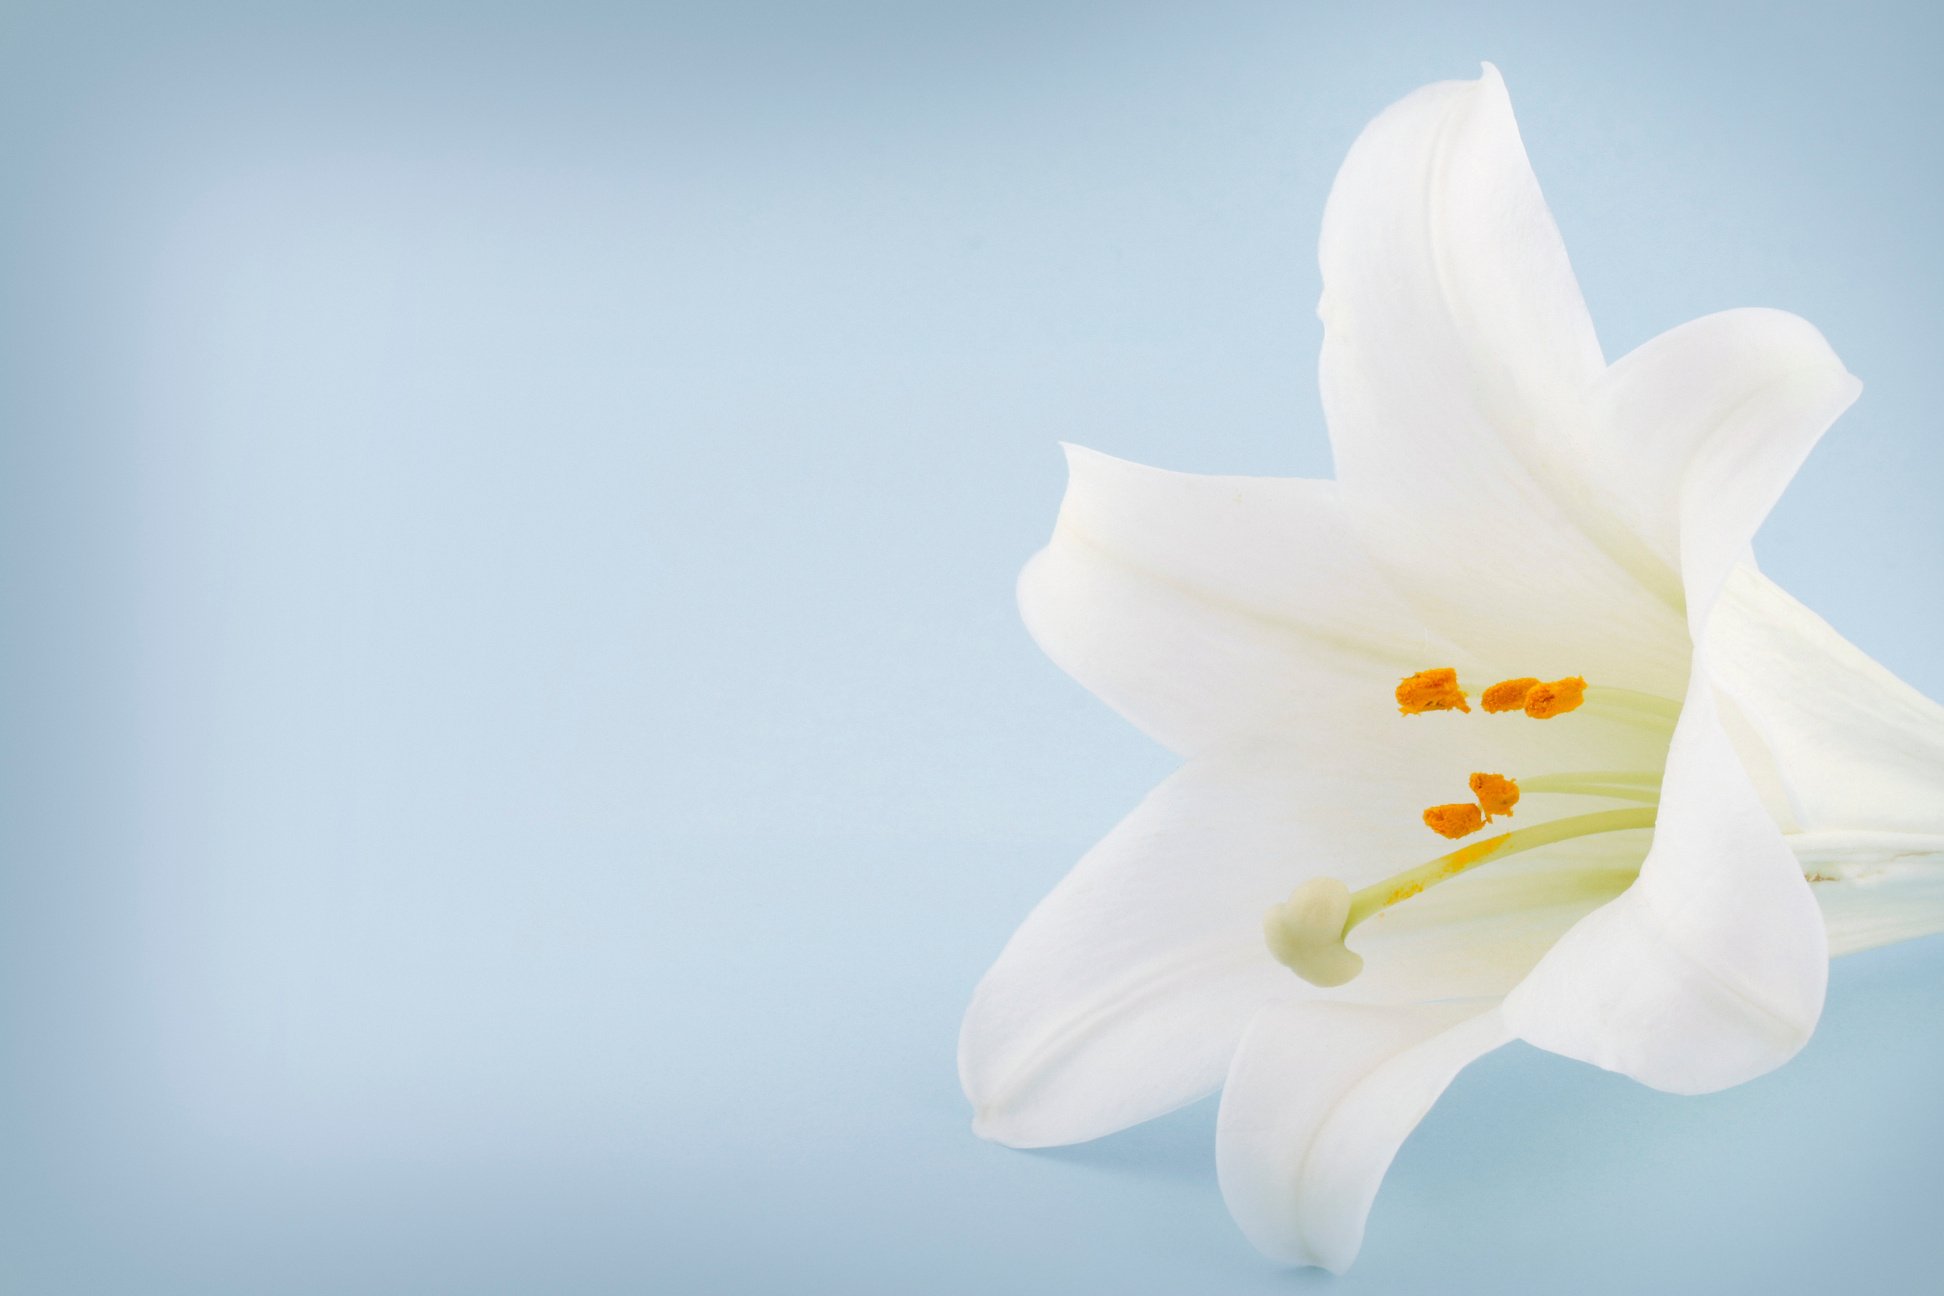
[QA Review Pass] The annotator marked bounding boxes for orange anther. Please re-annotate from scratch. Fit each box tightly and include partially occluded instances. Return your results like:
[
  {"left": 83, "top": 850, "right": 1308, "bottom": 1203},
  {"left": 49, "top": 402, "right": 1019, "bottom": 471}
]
[
  {"left": 1481, "top": 677, "right": 1539, "bottom": 713},
  {"left": 1469, "top": 772, "right": 1520, "bottom": 819},
  {"left": 1524, "top": 676, "right": 1587, "bottom": 719},
  {"left": 1422, "top": 802, "right": 1484, "bottom": 839},
  {"left": 1395, "top": 667, "right": 1470, "bottom": 716}
]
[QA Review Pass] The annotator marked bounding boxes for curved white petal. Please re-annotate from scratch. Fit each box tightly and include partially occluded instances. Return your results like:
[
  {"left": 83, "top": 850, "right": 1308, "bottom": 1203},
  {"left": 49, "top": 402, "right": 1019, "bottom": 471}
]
[
  {"left": 1712, "top": 565, "right": 1944, "bottom": 834},
  {"left": 1320, "top": 64, "right": 1600, "bottom": 479},
  {"left": 1018, "top": 444, "right": 1451, "bottom": 758},
  {"left": 1587, "top": 312, "right": 1862, "bottom": 627},
  {"left": 1503, "top": 669, "right": 1828, "bottom": 1093},
  {"left": 1501, "top": 311, "right": 1860, "bottom": 1093},
  {"left": 961, "top": 760, "right": 1324, "bottom": 1148},
  {"left": 1317, "top": 64, "right": 1689, "bottom": 692},
  {"left": 1216, "top": 999, "right": 1509, "bottom": 1272}
]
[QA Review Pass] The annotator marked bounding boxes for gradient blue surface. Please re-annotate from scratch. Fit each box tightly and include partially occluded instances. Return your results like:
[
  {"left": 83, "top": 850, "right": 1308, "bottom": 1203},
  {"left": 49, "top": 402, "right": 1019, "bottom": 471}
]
[{"left": 4, "top": 3, "right": 1943, "bottom": 1292}]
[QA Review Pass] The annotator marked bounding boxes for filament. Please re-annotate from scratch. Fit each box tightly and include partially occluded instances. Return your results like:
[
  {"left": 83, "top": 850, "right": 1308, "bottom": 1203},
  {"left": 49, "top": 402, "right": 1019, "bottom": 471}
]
[{"left": 1343, "top": 807, "right": 1658, "bottom": 932}]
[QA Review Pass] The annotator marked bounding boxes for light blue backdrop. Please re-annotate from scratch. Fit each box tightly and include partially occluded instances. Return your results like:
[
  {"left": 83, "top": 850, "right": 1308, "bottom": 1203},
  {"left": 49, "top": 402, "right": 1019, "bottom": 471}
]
[{"left": 4, "top": 2, "right": 1941, "bottom": 1292}]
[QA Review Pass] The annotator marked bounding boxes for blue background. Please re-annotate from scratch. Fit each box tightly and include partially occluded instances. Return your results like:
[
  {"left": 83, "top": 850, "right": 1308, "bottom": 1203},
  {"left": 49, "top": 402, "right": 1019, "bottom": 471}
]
[{"left": 4, "top": 2, "right": 1942, "bottom": 1291}]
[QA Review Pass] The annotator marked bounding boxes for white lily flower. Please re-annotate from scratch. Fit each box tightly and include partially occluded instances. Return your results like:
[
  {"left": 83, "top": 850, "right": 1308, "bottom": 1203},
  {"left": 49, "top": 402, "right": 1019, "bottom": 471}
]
[{"left": 960, "top": 64, "right": 1944, "bottom": 1273}]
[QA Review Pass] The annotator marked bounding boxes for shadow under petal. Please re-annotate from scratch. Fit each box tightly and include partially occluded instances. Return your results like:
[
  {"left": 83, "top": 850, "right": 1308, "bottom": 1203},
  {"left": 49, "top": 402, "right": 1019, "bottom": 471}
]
[{"left": 1022, "top": 1094, "right": 1219, "bottom": 1185}]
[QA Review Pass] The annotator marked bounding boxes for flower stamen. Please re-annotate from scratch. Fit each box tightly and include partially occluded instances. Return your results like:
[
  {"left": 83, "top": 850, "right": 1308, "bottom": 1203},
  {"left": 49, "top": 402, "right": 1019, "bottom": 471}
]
[
  {"left": 1480, "top": 675, "right": 1683, "bottom": 727},
  {"left": 1469, "top": 772, "right": 1519, "bottom": 819},
  {"left": 1422, "top": 802, "right": 1485, "bottom": 839},
  {"left": 1523, "top": 676, "right": 1586, "bottom": 718},
  {"left": 1395, "top": 667, "right": 1469, "bottom": 715},
  {"left": 1481, "top": 677, "right": 1539, "bottom": 712}
]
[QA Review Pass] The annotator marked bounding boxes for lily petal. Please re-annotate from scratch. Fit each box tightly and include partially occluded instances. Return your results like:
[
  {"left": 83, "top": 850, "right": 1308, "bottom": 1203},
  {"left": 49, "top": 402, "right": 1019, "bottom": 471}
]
[
  {"left": 1320, "top": 63, "right": 1599, "bottom": 483},
  {"left": 1216, "top": 999, "right": 1509, "bottom": 1273},
  {"left": 1711, "top": 565, "right": 1944, "bottom": 834},
  {"left": 1503, "top": 671, "right": 1828, "bottom": 1093},
  {"left": 1018, "top": 444, "right": 1453, "bottom": 758},
  {"left": 1586, "top": 311, "right": 1863, "bottom": 628},
  {"left": 1501, "top": 311, "right": 1860, "bottom": 1094},
  {"left": 1317, "top": 64, "right": 1687, "bottom": 690}
]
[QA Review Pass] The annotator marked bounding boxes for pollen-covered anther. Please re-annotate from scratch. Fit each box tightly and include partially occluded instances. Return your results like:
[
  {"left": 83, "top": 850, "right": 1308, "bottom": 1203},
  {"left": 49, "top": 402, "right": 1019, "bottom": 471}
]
[
  {"left": 1469, "top": 772, "right": 1520, "bottom": 819},
  {"left": 1395, "top": 667, "right": 1470, "bottom": 715},
  {"left": 1524, "top": 676, "right": 1588, "bottom": 719},
  {"left": 1422, "top": 802, "right": 1484, "bottom": 839},
  {"left": 1481, "top": 677, "right": 1539, "bottom": 713}
]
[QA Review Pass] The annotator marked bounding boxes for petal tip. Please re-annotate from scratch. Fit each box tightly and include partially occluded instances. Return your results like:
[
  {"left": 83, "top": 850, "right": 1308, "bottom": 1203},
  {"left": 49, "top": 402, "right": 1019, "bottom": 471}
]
[
  {"left": 968, "top": 1106, "right": 1013, "bottom": 1146},
  {"left": 1055, "top": 442, "right": 1146, "bottom": 496},
  {"left": 966, "top": 1099, "right": 1068, "bottom": 1150},
  {"left": 1056, "top": 439, "right": 1110, "bottom": 471}
]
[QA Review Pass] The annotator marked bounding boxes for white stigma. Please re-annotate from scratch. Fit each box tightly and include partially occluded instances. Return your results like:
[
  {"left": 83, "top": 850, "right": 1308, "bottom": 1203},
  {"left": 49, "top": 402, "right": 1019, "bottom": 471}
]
[{"left": 1263, "top": 878, "right": 1364, "bottom": 988}]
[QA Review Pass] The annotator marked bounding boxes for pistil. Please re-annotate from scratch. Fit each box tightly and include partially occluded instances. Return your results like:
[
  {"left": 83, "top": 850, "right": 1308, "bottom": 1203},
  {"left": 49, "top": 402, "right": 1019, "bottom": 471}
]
[{"left": 1264, "top": 807, "right": 1658, "bottom": 987}]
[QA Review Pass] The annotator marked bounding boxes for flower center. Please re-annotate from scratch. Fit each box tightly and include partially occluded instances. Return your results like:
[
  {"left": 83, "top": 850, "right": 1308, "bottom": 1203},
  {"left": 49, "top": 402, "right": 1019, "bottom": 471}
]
[{"left": 1264, "top": 667, "right": 1674, "bottom": 988}]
